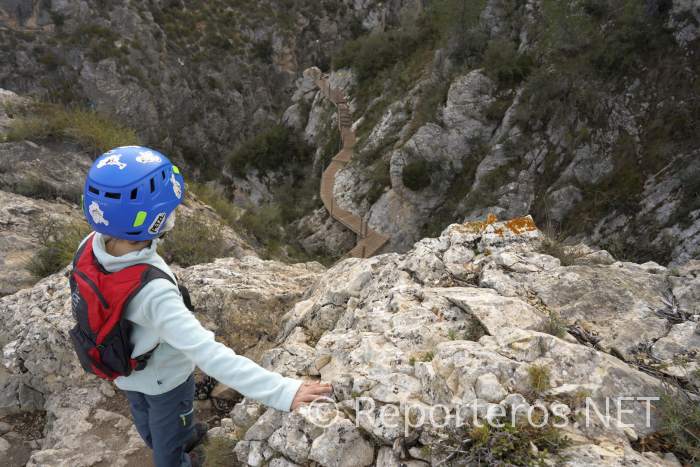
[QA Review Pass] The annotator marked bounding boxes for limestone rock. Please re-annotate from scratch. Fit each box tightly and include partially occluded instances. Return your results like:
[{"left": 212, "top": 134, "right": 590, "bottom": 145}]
[
  {"left": 0, "top": 190, "right": 83, "bottom": 296},
  {"left": 211, "top": 383, "right": 238, "bottom": 400},
  {"left": 439, "top": 286, "right": 547, "bottom": 335},
  {"left": 177, "top": 256, "right": 324, "bottom": 361},
  {"left": 308, "top": 419, "right": 375, "bottom": 467},
  {"left": 474, "top": 373, "right": 508, "bottom": 403}
]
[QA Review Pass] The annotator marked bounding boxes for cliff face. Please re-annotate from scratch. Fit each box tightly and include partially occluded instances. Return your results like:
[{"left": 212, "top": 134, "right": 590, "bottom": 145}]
[
  {"left": 3, "top": 0, "right": 697, "bottom": 266},
  {"left": 0, "top": 216, "right": 697, "bottom": 465},
  {"left": 0, "top": 0, "right": 410, "bottom": 170},
  {"left": 290, "top": 0, "right": 700, "bottom": 267}
]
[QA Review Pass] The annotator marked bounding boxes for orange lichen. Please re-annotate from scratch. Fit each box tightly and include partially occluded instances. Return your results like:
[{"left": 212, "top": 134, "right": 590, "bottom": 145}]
[
  {"left": 486, "top": 213, "right": 498, "bottom": 224},
  {"left": 494, "top": 227, "right": 505, "bottom": 237},
  {"left": 505, "top": 216, "right": 538, "bottom": 235}
]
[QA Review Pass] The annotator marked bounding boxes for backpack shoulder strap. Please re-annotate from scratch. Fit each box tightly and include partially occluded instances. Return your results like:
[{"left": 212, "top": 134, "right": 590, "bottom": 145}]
[
  {"left": 73, "top": 233, "right": 96, "bottom": 268},
  {"left": 141, "top": 265, "right": 176, "bottom": 286},
  {"left": 137, "top": 266, "right": 195, "bottom": 312}
]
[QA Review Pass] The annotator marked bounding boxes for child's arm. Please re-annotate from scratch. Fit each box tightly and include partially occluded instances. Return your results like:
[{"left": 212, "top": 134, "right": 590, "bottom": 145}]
[{"left": 139, "top": 280, "right": 304, "bottom": 411}]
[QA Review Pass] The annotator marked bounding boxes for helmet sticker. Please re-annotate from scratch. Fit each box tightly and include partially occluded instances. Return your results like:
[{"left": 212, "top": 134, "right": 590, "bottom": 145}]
[
  {"left": 88, "top": 201, "right": 109, "bottom": 226},
  {"left": 171, "top": 173, "right": 182, "bottom": 199},
  {"left": 148, "top": 212, "right": 167, "bottom": 234},
  {"left": 136, "top": 151, "right": 162, "bottom": 164},
  {"left": 97, "top": 154, "right": 127, "bottom": 170}
]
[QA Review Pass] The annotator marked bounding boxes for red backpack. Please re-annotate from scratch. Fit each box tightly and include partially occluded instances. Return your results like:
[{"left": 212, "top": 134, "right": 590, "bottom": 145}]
[{"left": 68, "top": 234, "right": 192, "bottom": 380}]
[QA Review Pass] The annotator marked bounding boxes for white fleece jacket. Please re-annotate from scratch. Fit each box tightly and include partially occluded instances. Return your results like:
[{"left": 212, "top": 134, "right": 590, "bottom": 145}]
[{"left": 89, "top": 233, "right": 302, "bottom": 412}]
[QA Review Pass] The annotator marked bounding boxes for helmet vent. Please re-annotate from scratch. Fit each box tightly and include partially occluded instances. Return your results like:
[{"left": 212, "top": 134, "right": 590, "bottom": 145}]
[
  {"left": 105, "top": 192, "right": 121, "bottom": 199},
  {"left": 88, "top": 186, "right": 100, "bottom": 195},
  {"left": 161, "top": 170, "right": 166, "bottom": 179},
  {"left": 126, "top": 231, "right": 142, "bottom": 236},
  {"left": 130, "top": 188, "right": 138, "bottom": 199},
  {"left": 149, "top": 177, "right": 156, "bottom": 193}
]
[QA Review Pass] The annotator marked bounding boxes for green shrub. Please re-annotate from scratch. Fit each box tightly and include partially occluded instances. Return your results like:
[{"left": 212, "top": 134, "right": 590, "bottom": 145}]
[
  {"left": 319, "top": 125, "right": 342, "bottom": 169},
  {"left": 423, "top": 0, "right": 487, "bottom": 52},
  {"left": 7, "top": 103, "right": 139, "bottom": 153},
  {"left": 238, "top": 204, "right": 284, "bottom": 245},
  {"left": 464, "top": 316, "right": 488, "bottom": 341},
  {"left": 409, "top": 80, "right": 450, "bottom": 131},
  {"left": 366, "top": 159, "right": 390, "bottom": 204},
  {"left": 402, "top": 159, "right": 436, "bottom": 191},
  {"left": 484, "top": 95, "right": 513, "bottom": 122},
  {"left": 483, "top": 39, "right": 533, "bottom": 87},
  {"left": 27, "top": 219, "right": 91, "bottom": 278},
  {"left": 160, "top": 216, "right": 225, "bottom": 267},
  {"left": 13, "top": 174, "right": 80, "bottom": 203},
  {"left": 543, "top": 311, "right": 567, "bottom": 338},
  {"left": 188, "top": 183, "right": 242, "bottom": 227},
  {"left": 460, "top": 421, "right": 571, "bottom": 465},
  {"left": 656, "top": 385, "right": 700, "bottom": 464},
  {"left": 273, "top": 176, "right": 322, "bottom": 226},
  {"left": 227, "top": 125, "right": 311, "bottom": 176},
  {"left": 332, "top": 26, "right": 434, "bottom": 82},
  {"left": 252, "top": 38, "right": 273, "bottom": 61}
]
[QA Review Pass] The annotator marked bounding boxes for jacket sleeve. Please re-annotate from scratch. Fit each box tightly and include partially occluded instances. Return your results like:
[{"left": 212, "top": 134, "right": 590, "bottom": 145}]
[{"left": 139, "top": 279, "right": 302, "bottom": 412}]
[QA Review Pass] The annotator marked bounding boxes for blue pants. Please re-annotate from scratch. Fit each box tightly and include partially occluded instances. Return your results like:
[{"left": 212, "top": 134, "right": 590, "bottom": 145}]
[{"left": 124, "top": 374, "right": 195, "bottom": 467}]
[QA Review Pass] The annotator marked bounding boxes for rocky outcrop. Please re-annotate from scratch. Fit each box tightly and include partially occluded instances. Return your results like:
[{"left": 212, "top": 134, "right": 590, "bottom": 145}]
[
  {"left": 176, "top": 256, "right": 325, "bottom": 362},
  {"left": 229, "top": 216, "right": 697, "bottom": 466},
  {"left": 1, "top": 215, "right": 697, "bottom": 465},
  {"left": 0, "top": 253, "right": 324, "bottom": 465}
]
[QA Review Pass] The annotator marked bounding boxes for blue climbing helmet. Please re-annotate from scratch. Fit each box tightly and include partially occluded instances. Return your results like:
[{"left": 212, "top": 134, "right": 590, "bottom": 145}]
[{"left": 82, "top": 146, "right": 185, "bottom": 241}]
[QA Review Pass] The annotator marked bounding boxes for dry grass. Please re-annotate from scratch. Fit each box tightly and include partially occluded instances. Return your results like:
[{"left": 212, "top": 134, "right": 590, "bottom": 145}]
[
  {"left": 6, "top": 103, "right": 139, "bottom": 153},
  {"left": 538, "top": 236, "right": 588, "bottom": 266},
  {"left": 528, "top": 364, "right": 551, "bottom": 393}
]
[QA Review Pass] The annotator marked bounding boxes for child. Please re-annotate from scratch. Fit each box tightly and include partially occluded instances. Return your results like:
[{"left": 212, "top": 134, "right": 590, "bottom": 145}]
[{"left": 69, "top": 146, "right": 331, "bottom": 467}]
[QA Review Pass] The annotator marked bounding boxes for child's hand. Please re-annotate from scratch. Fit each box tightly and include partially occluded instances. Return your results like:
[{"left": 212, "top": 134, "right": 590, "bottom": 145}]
[{"left": 290, "top": 381, "right": 333, "bottom": 411}]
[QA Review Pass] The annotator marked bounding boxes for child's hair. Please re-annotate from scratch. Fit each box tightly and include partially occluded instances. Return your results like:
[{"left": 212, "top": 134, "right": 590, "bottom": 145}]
[{"left": 102, "top": 235, "right": 151, "bottom": 247}]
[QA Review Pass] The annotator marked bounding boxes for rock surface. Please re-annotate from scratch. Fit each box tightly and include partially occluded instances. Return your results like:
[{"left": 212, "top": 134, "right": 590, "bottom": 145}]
[
  {"left": 0, "top": 252, "right": 324, "bottom": 466},
  {"left": 1, "top": 215, "right": 697, "bottom": 465},
  {"left": 228, "top": 216, "right": 697, "bottom": 466},
  {"left": 0, "top": 190, "right": 83, "bottom": 296}
]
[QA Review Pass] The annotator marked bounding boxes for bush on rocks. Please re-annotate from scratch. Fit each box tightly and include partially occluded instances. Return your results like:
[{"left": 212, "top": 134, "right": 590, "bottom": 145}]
[
  {"left": 160, "top": 216, "right": 225, "bottom": 267},
  {"left": 27, "top": 218, "right": 90, "bottom": 278},
  {"left": 402, "top": 159, "right": 436, "bottom": 191}
]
